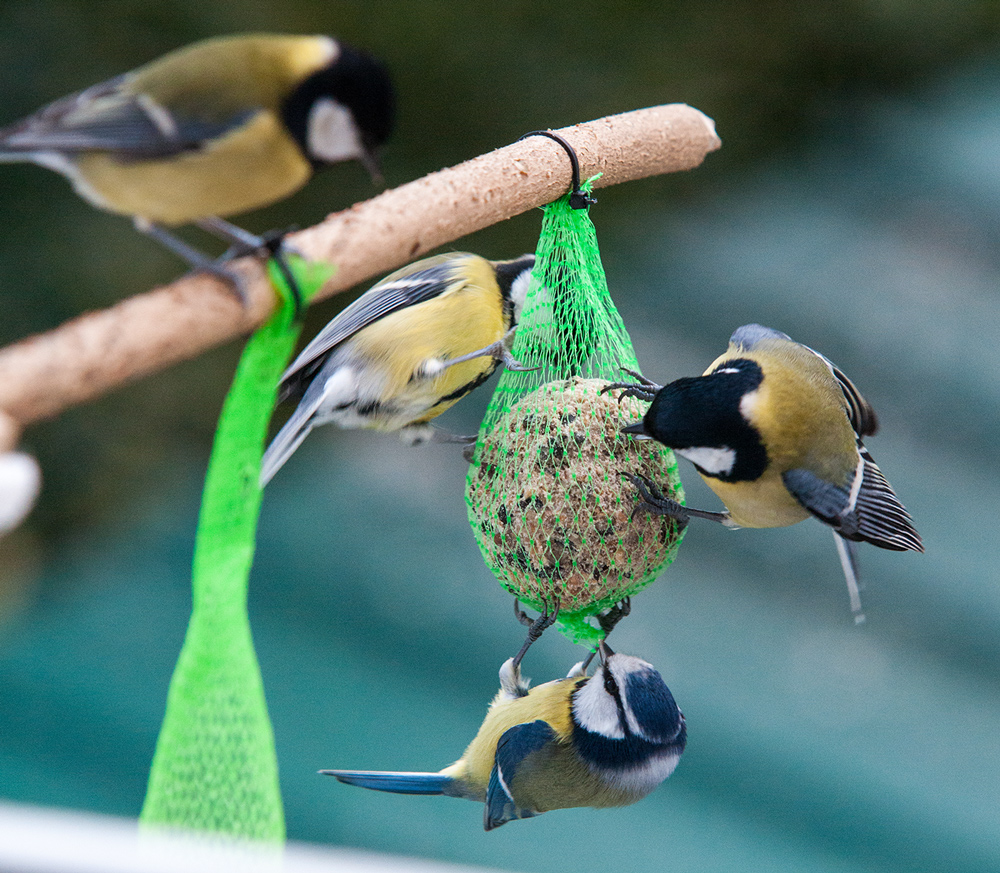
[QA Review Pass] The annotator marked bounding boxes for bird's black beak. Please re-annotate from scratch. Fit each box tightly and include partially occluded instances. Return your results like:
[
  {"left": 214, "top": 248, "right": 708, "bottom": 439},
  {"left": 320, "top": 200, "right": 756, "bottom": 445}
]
[
  {"left": 360, "top": 147, "right": 385, "bottom": 186},
  {"left": 621, "top": 421, "right": 649, "bottom": 437},
  {"left": 598, "top": 639, "right": 615, "bottom": 663}
]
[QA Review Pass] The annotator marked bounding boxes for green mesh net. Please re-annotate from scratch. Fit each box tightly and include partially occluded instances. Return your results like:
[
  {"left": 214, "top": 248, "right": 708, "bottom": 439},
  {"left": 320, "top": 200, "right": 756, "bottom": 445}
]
[
  {"left": 140, "top": 258, "right": 331, "bottom": 841},
  {"left": 466, "top": 185, "right": 686, "bottom": 645}
]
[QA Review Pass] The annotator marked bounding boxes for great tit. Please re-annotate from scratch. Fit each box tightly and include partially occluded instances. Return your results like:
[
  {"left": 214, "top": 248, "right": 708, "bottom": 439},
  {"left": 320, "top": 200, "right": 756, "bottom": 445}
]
[
  {"left": 0, "top": 33, "right": 395, "bottom": 283},
  {"left": 260, "top": 252, "right": 536, "bottom": 484},
  {"left": 322, "top": 646, "right": 686, "bottom": 830},
  {"left": 609, "top": 323, "right": 923, "bottom": 619}
]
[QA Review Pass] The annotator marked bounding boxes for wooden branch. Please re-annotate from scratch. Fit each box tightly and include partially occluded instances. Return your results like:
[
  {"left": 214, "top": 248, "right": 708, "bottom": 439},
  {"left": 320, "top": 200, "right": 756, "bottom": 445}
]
[{"left": 0, "top": 103, "right": 719, "bottom": 452}]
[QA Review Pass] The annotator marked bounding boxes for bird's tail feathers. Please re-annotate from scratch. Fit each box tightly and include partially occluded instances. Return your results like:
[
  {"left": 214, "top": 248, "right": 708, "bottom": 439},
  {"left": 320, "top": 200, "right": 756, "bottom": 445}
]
[
  {"left": 321, "top": 769, "right": 451, "bottom": 795},
  {"left": 782, "top": 449, "right": 922, "bottom": 554},
  {"left": 259, "top": 396, "right": 323, "bottom": 486},
  {"left": 852, "top": 448, "right": 923, "bottom": 552}
]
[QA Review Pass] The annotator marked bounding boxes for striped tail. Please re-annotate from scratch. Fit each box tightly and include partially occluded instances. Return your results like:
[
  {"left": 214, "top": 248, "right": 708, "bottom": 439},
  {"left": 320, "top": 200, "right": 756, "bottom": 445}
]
[
  {"left": 782, "top": 447, "right": 923, "bottom": 553},
  {"left": 320, "top": 770, "right": 452, "bottom": 795},
  {"left": 848, "top": 446, "right": 923, "bottom": 552}
]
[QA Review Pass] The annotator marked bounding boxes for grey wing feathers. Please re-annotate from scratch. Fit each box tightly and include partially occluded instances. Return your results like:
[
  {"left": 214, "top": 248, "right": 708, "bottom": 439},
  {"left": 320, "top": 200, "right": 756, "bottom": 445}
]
[
  {"left": 0, "top": 77, "right": 250, "bottom": 159},
  {"left": 484, "top": 720, "right": 556, "bottom": 830},
  {"left": 781, "top": 468, "right": 853, "bottom": 524},
  {"left": 278, "top": 259, "right": 464, "bottom": 398},
  {"left": 782, "top": 449, "right": 922, "bottom": 553}
]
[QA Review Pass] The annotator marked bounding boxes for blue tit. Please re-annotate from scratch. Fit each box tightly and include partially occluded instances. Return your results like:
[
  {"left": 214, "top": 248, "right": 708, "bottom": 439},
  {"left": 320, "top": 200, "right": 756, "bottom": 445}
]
[
  {"left": 260, "top": 252, "right": 536, "bottom": 484},
  {"left": 322, "top": 645, "right": 686, "bottom": 830},
  {"left": 610, "top": 323, "right": 923, "bottom": 619},
  {"left": 0, "top": 33, "right": 394, "bottom": 281}
]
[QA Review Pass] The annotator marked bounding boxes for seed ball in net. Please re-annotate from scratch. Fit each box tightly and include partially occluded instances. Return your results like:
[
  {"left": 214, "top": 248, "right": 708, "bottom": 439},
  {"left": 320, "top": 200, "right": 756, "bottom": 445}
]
[{"left": 466, "top": 376, "right": 685, "bottom": 629}]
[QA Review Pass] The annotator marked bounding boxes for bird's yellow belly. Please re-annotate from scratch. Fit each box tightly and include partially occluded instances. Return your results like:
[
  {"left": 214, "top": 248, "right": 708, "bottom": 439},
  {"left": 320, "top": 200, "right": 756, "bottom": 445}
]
[
  {"left": 704, "top": 470, "right": 810, "bottom": 528},
  {"left": 347, "top": 280, "right": 509, "bottom": 430},
  {"left": 71, "top": 112, "right": 311, "bottom": 224}
]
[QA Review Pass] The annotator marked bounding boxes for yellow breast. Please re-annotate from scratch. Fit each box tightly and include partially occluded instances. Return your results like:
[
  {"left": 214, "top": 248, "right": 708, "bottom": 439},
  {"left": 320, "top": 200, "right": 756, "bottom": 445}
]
[
  {"left": 444, "top": 677, "right": 577, "bottom": 796},
  {"left": 347, "top": 259, "right": 510, "bottom": 427},
  {"left": 68, "top": 35, "right": 338, "bottom": 223},
  {"left": 705, "top": 471, "right": 811, "bottom": 527},
  {"left": 72, "top": 112, "right": 311, "bottom": 224}
]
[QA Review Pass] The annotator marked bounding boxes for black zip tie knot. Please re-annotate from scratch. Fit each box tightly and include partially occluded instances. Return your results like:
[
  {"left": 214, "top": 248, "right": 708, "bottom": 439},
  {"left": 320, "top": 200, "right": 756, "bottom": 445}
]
[
  {"left": 260, "top": 226, "right": 305, "bottom": 322},
  {"left": 519, "top": 130, "right": 597, "bottom": 210}
]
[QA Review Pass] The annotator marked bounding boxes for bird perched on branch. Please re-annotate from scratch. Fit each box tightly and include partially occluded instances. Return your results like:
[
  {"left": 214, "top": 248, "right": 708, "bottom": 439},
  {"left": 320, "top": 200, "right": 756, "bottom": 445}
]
[
  {"left": 0, "top": 33, "right": 395, "bottom": 296},
  {"left": 322, "top": 644, "right": 686, "bottom": 830},
  {"left": 607, "top": 323, "right": 923, "bottom": 620},
  {"left": 260, "top": 252, "right": 536, "bottom": 484}
]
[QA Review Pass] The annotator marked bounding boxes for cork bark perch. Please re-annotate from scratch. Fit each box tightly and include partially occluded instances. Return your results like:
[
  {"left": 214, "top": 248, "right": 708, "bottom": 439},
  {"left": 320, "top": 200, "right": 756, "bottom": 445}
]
[{"left": 0, "top": 103, "right": 720, "bottom": 453}]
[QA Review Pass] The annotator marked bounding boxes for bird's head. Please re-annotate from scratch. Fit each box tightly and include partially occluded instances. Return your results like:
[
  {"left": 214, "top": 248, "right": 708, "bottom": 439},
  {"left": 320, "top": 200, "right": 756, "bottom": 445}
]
[
  {"left": 633, "top": 360, "right": 768, "bottom": 482},
  {"left": 494, "top": 254, "right": 536, "bottom": 325},
  {"left": 569, "top": 649, "right": 685, "bottom": 795},
  {"left": 282, "top": 41, "right": 396, "bottom": 179}
]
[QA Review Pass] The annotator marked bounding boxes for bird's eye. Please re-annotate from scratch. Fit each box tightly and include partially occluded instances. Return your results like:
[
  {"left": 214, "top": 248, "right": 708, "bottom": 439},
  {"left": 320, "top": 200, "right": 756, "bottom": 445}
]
[
  {"left": 603, "top": 669, "right": 618, "bottom": 696},
  {"left": 714, "top": 366, "right": 742, "bottom": 375}
]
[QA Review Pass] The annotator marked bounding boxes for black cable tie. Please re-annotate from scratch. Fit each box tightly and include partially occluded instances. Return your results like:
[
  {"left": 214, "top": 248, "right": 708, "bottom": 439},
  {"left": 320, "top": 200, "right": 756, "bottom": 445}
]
[
  {"left": 260, "top": 227, "right": 305, "bottom": 321},
  {"left": 519, "top": 130, "right": 597, "bottom": 209}
]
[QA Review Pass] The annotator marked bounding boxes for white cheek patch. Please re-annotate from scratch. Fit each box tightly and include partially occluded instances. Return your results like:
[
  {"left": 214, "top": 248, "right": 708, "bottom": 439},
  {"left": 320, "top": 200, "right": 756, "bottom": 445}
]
[
  {"left": 509, "top": 271, "right": 533, "bottom": 320},
  {"left": 307, "top": 97, "right": 364, "bottom": 163},
  {"left": 739, "top": 388, "right": 760, "bottom": 421},
  {"left": 572, "top": 676, "right": 625, "bottom": 740},
  {"left": 677, "top": 446, "right": 736, "bottom": 476}
]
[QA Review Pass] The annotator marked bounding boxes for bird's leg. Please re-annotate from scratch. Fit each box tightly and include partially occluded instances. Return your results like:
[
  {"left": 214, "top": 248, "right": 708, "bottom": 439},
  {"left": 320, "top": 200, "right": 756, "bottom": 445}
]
[
  {"left": 625, "top": 472, "right": 736, "bottom": 527},
  {"left": 425, "top": 430, "right": 480, "bottom": 464},
  {"left": 422, "top": 429, "right": 478, "bottom": 446},
  {"left": 598, "top": 596, "right": 631, "bottom": 637},
  {"left": 576, "top": 597, "right": 632, "bottom": 673},
  {"left": 195, "top": 216, "right": 303, "bottom": 258},
  {"left": 498, "top": 657, "right": 532, "bottom": 699},
  {"left": 196, "top": 215, "right": 272, "bottom": 254},
  {"left": 424, "top": 327, "right": 538, "bottom": 376},
  {"left": 398, "top": 426, "right": 479, "bottom": 460},
  {"left": 600, "top": 367, "right": 663, "bottom": 403},
  {"left": 197, "top": 217, "right": 306, "bottom": 317},
  {"left": 510, "top": 597, "right": 560, "bottom": 671},
  {"left": 134, "top": 217, "right": 251, "bottom": 305}
]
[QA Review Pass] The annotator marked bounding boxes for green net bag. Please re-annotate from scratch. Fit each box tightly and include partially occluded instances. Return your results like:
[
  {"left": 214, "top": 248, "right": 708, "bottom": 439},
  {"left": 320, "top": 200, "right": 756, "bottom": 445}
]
[
  {"left": 466, "top": 182, "right": 686, "bottom": 646},
  {"left": 140, "top": 258, "right": 329, "bottom": 841}
]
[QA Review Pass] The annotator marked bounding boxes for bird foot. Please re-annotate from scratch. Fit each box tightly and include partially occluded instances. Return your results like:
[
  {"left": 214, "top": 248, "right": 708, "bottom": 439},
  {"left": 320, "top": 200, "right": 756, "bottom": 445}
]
[
  {"left": 510, "top": 597, "right": 560, "bottom": 670},
  {"left": 600, "top": 367, "right": 663, "bottom": 403},
  {"left": 624, "top": 473, "right": 734, "bottom": 527}
]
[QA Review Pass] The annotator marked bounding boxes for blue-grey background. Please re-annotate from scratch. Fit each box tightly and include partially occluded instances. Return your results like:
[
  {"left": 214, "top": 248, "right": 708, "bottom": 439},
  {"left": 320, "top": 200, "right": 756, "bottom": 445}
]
[{"left": 1, "top": 3, "right": 998, "bottom": 872}]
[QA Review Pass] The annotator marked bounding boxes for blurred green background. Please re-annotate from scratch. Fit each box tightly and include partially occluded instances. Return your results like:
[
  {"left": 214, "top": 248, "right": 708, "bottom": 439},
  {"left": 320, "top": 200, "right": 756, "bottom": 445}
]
[{"left": 2, "top": 2, "right": 999, "bottom": 871}]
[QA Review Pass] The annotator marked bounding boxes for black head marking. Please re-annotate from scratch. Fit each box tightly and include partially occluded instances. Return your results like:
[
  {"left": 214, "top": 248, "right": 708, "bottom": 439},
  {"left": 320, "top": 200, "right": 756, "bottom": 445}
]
[
  {"left": 643, "top": 358, "right": 768, "bottom": 482},
  {"left": 492, "top": 254, "right": 535, "bottom": 323},
  {"left": 493, "top": 254, "right": 535, "bottom": 299},
  {"left": 281, "top": 42, "right": 396, "bottom": 164}
]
